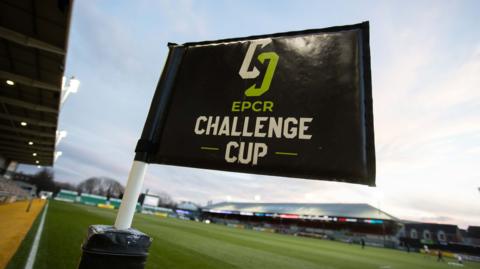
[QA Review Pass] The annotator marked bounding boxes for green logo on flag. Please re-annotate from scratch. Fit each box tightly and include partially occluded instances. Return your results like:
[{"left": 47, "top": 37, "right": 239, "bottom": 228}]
[{"left": 238, "top": 39, "right": 279, "bottom": 97}]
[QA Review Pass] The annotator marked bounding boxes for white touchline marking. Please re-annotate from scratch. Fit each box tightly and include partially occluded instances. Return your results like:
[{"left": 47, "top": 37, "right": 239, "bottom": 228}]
[{"left": 25, "top": 201, "right": 48, "bottom": 269}]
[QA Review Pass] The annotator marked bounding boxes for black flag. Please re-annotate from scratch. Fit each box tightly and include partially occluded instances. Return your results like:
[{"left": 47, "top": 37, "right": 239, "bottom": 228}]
[{"left": 136, "top": 22, "right": 375, "bottom": 186}]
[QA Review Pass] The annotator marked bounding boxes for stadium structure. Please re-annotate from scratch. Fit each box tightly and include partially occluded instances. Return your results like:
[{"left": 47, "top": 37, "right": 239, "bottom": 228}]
[
  {"left": 43, "top": 190, "right": 480, "bottom": 257},
  {"left": 399, "top": 222, "right": 480, "bottom": 256},
  {"left": 1, "top": 2, "right": 479, "bottom": 266},
  {"left": 464, "top": 226, "right": 480, "bottom": 246},
  {"left": 202, "top": 202, "right": 480, "bottom": 256},
  {"left": 176, "top": 201, "right": 202, "bottom": 220},
  {"left": 202, "top": 202, "right": 400, "bottom": 247},
  {"left": 0, "top": 0, "right": 74, "bottom": 202}
]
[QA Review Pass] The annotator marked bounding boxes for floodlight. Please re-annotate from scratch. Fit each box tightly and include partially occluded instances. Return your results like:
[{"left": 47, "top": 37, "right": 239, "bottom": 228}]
[
  {"left": 55, "top": 151, "right": 63, "bottom": 162},
  {"left": 56, "top": 130, "right": 68, "bottom": 146},
  {"left": 68, "top": 77, "right": 80, "bottom": 93},
  {"left": 61, "top": 76, "right": 80, "bottom": 105}
]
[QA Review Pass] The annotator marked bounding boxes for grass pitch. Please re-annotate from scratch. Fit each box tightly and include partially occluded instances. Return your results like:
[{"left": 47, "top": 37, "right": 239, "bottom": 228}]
[{"left": 7, "top": 201, "right": 479, "bottom": 269}]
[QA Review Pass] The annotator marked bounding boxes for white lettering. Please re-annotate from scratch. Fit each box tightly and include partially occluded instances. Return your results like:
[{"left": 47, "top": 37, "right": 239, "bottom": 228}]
[
  {"left": 242, "top": 117, "right": 253, "bottom": 137},
  {"left": 231, "top": 117, "right": 241, "bottom": 136},
  {"left": 299, "top": 118, "right": 313, "bottom": 140},
  {"left": 238, "top": 142, "right": 252, "bottom": 164},
  {"left": 225, "top": 141, "right": 238, "bottom": 163},
  {"left": 254, "top": 117, "right": 267, "bottom": 137},
  {"left": 283, "top": 117, "right": 298, "bottom": 139},
  {"left": 268, "top": 117, "right": 283, "bottom": 138},
  {"left": 253, "top": 143, "right": 267, "bottom": 165},
  {"left": 194, "top": 116, "right": 207, "bottom": 135},
  {"left": 218, "top": 117, "right": 230, "bottom": 136},
  {"left": 206, "top": 116, "right": 220, "bottom": 135}
]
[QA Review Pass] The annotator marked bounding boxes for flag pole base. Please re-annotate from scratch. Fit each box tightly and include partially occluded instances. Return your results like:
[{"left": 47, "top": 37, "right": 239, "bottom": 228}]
[{"left": 78, "top": 225, "right": 152, "bottom": 269}]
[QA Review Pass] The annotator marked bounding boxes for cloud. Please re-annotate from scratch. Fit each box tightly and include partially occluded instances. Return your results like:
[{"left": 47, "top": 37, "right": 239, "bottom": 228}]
[{"left": 370, "top": 35, "right": 480, "bottom": 227}]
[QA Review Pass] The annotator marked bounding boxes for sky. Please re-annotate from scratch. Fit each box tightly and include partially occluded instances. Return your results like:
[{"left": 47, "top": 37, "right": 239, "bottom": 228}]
[{"left": 19, "top": 0, "right": 480, "bottom": 228}]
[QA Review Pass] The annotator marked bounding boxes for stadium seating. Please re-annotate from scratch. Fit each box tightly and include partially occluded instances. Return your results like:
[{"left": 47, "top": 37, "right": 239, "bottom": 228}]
[
  {"left": 54, "top": 189, "right": 78, "bottom": 203},
  {"left": 0, "top": 176, "right": 30, "bottom": 203},
  {"left": 80, "top": 193, "right": 107, "bottom": 206}
]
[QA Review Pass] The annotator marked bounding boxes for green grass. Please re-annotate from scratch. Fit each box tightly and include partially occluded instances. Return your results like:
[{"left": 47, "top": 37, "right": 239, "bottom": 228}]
[{"left": 8, "top": 201, "right": 480, "bottom": 269}]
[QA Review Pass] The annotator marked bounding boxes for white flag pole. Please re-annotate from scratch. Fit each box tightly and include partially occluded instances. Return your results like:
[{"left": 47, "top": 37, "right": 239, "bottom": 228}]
[{"left": 114, "top": 160, "right": 149, "bottom": 229}]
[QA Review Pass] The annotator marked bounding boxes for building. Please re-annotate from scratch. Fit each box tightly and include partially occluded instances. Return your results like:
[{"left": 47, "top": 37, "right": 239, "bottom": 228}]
[
  {"left": 399, "top": 222, "right": 462, "bottom": 248},
  {"left": 399, "top": 222, "right": 462, "bottom": 245},
  {"left": 398, "top": 222, "right": 480, "bottom": 256},
  {"left": 464, "top": 226, "right": 480, "bottom": 246},
  {"left": 176, "top": 201, "right": 201, "bottom": 220}
]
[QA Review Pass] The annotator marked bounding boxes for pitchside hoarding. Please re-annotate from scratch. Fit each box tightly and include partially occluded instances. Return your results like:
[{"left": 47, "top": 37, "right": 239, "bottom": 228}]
[{"left": 136, "top": 22, "right": 375, "bottom": 186}]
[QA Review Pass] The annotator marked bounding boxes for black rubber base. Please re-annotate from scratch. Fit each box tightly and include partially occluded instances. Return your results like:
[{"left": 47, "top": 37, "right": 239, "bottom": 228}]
[{"left": 78, "top": 225, "right": 152, "bottom": 269}]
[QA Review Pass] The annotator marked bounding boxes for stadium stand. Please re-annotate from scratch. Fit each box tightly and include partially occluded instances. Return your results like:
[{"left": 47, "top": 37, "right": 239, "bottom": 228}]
[
  {"left": 175, "top": 201, "right": 201, "bottom": 220},
  {"left": 108, "top": 198, "right": 122, "bottom": 209},
  {"left": 464, "top": 226, "right": 480, "bottom": 246},
  {"left": 0, "top": 0, "right": 73, "bottom": 167},
  {"left": 80, "top": 193, "right": 107, "bottom": 206},
  {"left": 54, "top": 189, "right": 78, "bottom": 203},
  {"left": 142, "top": 205, "right": 173, "bottom": 216},
  {"left": 106, "top": 198, "right": 141, "bottom": 211},
  {"left": 0, "top": 176, "right": 30, "bottom": 202},
  {"left": 12, "top": 180, "right": 36, "bottom": 196},
  {"left": 202, "top": 202, "right": 399, "bottom": 247},
  {"left": 400, "top": 222, "right": 462, "bottom": 244},
  {"left": 52, "top": 191, "right": 146, "bottom": 213},
  {"left": 399, "top": 222, "right": 480, "bottom": 256}
]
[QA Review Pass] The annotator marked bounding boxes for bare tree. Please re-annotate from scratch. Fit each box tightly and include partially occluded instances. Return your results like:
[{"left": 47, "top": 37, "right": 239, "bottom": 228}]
[
  {"left": 77, "top": 177, "right": 124, "bottom": 198},
  {"left": 54, "top": 181, "right": 76, "bottom": 194},
  {"left": 30, "top": 168, "right": 55, "bottom": 193},
  {"left": 157, "top": 191, "right": 176, "bottom": 208}
]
